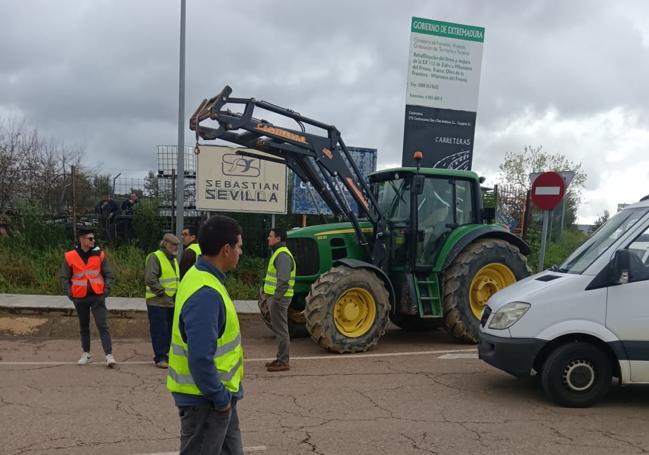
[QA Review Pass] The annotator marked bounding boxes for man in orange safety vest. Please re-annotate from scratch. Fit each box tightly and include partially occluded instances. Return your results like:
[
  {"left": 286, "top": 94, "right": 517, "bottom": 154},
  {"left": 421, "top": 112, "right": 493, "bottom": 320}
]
[{"left": 60, "top": 227, "right": 116, "bottom": 367}]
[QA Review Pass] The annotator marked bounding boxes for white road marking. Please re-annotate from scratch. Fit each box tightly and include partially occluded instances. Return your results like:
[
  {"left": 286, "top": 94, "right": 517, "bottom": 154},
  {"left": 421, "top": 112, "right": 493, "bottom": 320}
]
[
  {"left": 438, "top": 353, "right": 478, "bottom": 359},
  {"left": 245, "top": 348, "right": 477, "bottom": 362},
  {"left": 135, "top": 448, "right": 266, "bottom": 455},
  {"left": 535, "top": 186, "right": 561, "bottom": 195},
  {"left": 0, "top": 361, "right": 153, "bottom": 366},
  {"left": 0, "top": 348, "right": 477, "bottom": 366}
]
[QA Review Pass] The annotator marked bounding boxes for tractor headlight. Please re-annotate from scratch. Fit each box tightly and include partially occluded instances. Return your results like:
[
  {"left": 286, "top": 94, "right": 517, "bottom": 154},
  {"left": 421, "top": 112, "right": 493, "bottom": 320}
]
[{"left": 488, "top": 302, "right": 530, "bottom": 330}]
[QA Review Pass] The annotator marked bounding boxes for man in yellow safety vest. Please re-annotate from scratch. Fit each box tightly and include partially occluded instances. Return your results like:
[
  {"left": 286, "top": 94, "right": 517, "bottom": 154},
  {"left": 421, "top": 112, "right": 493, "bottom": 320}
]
[
  {"left": 145, "top": 233, "right": 180, "bottom": 368},
  {"left": 179, "top": 225, "right": 201, "bottom": 279},
  {"left": 167, "top": 215, "right": 245, "bottom": 454},
  {"left": 262, "top": 227, "right": 295, "bottom": 372}
]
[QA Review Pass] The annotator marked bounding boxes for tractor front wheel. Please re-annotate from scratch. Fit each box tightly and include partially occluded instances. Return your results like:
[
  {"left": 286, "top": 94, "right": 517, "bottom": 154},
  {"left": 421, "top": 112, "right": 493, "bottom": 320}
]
[
  {"left": 443, "top": 239, "right": 528, "bottom": 342},
  {"left": 305, "top": 266, "right": 390, "bottom": 353}
]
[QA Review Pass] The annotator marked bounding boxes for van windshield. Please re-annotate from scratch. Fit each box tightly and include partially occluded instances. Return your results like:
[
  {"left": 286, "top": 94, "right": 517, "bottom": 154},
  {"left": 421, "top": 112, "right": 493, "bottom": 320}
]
[{"left": 559, "top": 208, "right": 647, "bottom": 274}]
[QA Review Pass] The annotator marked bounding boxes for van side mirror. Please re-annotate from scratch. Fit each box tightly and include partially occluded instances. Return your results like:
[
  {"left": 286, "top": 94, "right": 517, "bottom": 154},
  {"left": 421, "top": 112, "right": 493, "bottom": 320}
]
[
  {"left": 609, "top": 249, "right": 649, "bottom": 284},
  {"left": 587, "top": 249, "right": 648, "bottom": 290},
  {"left": 610, "top": 250, "right": 631, "bottom": 284}
]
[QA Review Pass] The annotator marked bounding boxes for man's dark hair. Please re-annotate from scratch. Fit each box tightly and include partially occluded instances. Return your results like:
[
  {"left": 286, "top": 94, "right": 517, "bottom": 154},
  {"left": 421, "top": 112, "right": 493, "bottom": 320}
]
[
  {"left": 270, "top": 227, "right": 286, "bottom": 242},
  {"left": 183, "top": 225, "right": 198, "bottom": 237},
  {"left": 78, "top": 227, "right": 94, "bottom": 238},
  {"left": 199, "top": 215, "right": 242, "bottom": 256}
]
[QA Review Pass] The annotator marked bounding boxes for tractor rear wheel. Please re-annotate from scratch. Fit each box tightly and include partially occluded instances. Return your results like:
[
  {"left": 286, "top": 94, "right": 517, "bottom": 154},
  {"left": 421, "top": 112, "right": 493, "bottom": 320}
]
[
  {"left": 305, "top": 266, "right": 390, "bottom": 353},
  {"left": 258, "top": 293, "right": 309, "bottom": 339},
  {"left": 442, "top": 239, "right": 528, "bottom": 342}
]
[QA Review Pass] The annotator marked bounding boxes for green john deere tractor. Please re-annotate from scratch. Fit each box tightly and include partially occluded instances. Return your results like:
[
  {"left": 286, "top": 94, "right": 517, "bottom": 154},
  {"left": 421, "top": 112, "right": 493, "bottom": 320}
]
[{"left": 190, "top": 86, "right": 530, "bottom": 353}]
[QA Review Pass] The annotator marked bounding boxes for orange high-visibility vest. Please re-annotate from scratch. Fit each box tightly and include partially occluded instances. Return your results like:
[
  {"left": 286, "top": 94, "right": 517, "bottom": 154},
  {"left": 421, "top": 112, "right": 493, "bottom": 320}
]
[{"left": 65, "top": 250, "right": 105, "bottom": 298}]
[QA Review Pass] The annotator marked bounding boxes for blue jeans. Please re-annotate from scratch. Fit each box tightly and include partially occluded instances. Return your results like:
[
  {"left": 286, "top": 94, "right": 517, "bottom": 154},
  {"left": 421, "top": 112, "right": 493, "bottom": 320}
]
[
  {"left": 146, "top": 305, "right": 174, "bottom": 363},
  {"left": 179, "top": 402, "right": 243, "bottom": 455}
]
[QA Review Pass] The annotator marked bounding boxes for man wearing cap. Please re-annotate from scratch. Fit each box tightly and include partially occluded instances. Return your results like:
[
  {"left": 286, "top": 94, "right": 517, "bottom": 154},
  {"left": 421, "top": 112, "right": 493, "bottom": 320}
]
[
  {"left": 145, "top": 233, "right": 181, "bottom": 368},
  {"left": 60, "top": 227, "right": 116, "bottom": 367}
]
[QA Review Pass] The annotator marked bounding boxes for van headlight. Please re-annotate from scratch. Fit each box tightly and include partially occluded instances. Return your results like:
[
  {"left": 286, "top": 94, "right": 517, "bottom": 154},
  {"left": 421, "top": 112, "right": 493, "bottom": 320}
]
[{"left": 488, "top": 302, "right": 530, "bottom": 330}]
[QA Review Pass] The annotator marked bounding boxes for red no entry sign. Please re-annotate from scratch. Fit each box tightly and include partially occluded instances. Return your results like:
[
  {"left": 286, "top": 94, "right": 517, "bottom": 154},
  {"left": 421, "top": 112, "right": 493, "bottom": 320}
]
[{"left": 531, "top": 171, "right": 566, "bottom": 210}]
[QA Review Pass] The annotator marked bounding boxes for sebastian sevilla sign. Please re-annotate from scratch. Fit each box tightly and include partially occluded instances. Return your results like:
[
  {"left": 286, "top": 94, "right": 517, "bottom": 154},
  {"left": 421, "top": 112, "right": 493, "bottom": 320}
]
[{"left": 196, "top": 145, "right": 287, "bottom": 214}]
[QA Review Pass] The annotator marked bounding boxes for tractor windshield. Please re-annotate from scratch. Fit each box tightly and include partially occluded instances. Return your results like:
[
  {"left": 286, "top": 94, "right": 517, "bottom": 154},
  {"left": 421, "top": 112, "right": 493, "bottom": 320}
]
[{"left": 377, "top": 179, "right": 410, "bottom": 222}]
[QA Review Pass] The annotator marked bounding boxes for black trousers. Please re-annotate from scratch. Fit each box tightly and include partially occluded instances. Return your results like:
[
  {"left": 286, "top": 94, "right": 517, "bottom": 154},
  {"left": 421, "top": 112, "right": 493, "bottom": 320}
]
[
  {"left": 72, "top": 296, "right": 112, "bottom": 355},
  {"left": 179, "top": 402, "right": 243, "bottom": 455}
]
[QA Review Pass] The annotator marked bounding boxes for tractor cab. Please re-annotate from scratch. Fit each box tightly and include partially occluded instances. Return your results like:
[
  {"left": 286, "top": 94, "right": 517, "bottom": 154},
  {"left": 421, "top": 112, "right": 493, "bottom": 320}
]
[{"left": 370, "top": 167, "right": 482, "bottom": 269}]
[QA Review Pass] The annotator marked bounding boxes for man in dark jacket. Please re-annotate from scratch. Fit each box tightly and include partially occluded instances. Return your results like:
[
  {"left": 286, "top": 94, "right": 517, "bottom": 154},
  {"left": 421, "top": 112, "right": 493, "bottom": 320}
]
[
  {"left": 179, "top": 225, "right": 201, "bottom": 279},
  {"left": 95, "top": 194, "right": 119, "bottom": 242},
  {"left": 60, "top": 227, "right": 116, "bottom": 367},
  {"left": 120, "top": 193, "right": 138, "bottom": 215}
]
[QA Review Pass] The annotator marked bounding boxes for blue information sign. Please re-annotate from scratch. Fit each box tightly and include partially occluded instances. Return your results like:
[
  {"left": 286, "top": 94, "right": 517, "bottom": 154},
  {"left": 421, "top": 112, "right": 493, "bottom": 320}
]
[{"left": 291, "top": 147, "right": 377, "bottom": 215}]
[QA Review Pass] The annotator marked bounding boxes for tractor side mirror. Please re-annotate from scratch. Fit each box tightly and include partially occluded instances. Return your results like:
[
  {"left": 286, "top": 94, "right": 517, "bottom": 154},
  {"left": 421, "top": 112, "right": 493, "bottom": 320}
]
[
  {"left": 482, "top": 207, "right": 496, "bottom": 223},
  {"left": 413, "top": 175, "right": 425, "bottom": 195}
]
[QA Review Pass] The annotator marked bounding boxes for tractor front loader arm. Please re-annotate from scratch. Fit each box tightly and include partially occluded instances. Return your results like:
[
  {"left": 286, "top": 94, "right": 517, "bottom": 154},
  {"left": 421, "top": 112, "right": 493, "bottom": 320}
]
[{"left": 189, "top": 86, "right": 388, "bottom": 266}]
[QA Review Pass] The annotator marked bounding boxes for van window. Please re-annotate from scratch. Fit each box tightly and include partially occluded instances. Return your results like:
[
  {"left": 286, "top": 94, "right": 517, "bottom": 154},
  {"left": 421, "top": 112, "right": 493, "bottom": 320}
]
[
  {"left": 559, "top": 208, "right": 646, "bottom": 274},
  {"left": 623, "top": 229, "right": 649, "bottom": 283}
]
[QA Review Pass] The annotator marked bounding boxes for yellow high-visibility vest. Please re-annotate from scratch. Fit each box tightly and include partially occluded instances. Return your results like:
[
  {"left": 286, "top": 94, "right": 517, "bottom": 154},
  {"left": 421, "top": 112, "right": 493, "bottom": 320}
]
[
  {"left": 167, "top": 265, "right": 243, "bottom": 395},
  {"left": 186, "top": 242, "right": 201, "bottom": 260},
  {"left": 145, "top": 250, "right": 179, "bottom": 299},
  {"left": 263, "top": 246, "right": 296, "bottom": 297}
]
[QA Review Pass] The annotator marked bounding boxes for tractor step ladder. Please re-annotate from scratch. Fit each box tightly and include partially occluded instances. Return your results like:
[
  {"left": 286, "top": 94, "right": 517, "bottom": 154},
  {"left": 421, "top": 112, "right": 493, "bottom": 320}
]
[{"left": 414, "top": 272, "right": 442, "bottom": 318}]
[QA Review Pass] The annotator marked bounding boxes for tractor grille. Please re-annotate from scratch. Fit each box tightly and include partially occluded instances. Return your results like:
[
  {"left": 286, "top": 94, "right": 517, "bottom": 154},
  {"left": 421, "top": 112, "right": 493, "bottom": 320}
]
[{"left": 287, "top": 238, "right": 320, "bottom": 276}]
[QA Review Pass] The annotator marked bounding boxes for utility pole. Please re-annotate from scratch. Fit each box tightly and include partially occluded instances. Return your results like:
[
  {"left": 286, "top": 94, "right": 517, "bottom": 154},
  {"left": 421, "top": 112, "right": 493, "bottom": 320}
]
[
  {"left": 71, "top": 165, "right": 77, "bottom": 240},
  {"left": 175, "top": 0, "right": 186, "bottom": 251}
]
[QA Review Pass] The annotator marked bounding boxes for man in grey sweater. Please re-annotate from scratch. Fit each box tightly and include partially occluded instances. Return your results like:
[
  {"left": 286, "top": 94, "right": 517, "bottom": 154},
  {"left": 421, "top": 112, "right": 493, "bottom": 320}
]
[{"left": 262, "top": 227, "right": 296, "bottom": 372}]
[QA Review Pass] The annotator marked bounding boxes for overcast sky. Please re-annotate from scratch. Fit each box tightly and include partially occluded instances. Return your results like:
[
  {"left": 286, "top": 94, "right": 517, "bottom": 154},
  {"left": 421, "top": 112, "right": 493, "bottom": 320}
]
[{"left": 3, "top": 0, "right": 649, "bottom": 222}]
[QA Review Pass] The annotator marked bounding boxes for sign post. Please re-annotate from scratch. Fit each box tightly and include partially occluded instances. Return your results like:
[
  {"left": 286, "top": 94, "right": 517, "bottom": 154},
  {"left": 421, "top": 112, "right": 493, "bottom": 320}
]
[{"left": 530, "top": 171, "right": 566, "bottom": 271}]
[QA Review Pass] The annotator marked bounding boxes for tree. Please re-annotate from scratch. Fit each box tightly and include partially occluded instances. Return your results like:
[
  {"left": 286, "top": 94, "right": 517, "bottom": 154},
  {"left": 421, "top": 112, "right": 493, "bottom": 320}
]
[
  {"left": 143, "top": 170, "right": 159, "bottom": 198},
  {"left": 498, "top": 145, "right": 587, "bottom": 228},
  {"left": 0, "top": 118, "right": 82, "bottom": 214},
  {"left": 592, "top": 210, "right": 610, "bottom": 231}
]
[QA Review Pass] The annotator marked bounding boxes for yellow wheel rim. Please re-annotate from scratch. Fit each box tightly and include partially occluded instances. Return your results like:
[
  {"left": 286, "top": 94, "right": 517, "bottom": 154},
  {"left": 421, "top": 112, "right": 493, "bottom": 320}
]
[
  {"left": 333, "top": 288, "right": 377, "bottom": 338},
  {"left": 469, "top": 263, "right": 516, "bottom": 319}
]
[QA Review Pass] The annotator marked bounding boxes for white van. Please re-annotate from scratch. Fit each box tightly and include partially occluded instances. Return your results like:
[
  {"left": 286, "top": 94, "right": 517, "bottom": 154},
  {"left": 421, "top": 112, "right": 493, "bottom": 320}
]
[{"left": 479, "top": 199, "right": 649, "bottom": 407}]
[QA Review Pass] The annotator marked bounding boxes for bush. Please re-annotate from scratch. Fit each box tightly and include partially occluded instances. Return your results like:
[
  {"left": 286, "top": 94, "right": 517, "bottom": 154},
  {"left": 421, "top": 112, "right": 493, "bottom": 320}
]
[
  {"left": 0, "top": 235, "right": 265, "bottom": 299},
  {"left": 107, "top": 244, "right": 146, "bottom": 297},
  {"left": 0, "top": 199, "right": 301, "bottom": 299},
  {"left": 526, "top": 228, "right": 588, "bottom": 272},
  {"left": 12, "top": 202, "right": 67, "bottom": 249},
  {"left": 132, "top": 198, "right": 163, "bottom": 252}
]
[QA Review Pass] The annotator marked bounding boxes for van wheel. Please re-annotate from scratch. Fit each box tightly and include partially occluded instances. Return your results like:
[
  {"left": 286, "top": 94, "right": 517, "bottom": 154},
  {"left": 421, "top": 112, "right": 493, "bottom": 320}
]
[{"left": 541, "top": 342, "right": 612, "bottom": 407}]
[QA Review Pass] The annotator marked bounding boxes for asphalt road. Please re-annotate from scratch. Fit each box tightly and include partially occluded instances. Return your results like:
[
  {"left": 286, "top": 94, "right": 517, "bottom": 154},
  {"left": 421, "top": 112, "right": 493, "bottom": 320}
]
[{"left": 1, "top": 315, "right": 648, "bottom": 455}]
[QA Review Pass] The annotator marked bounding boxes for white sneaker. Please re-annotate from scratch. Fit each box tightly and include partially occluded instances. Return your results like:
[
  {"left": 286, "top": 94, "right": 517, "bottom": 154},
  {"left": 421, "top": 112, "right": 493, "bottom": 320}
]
[
  {"left": 105, "top": 354, "right": 117, "bottom": 368},
  {"left": 78, "top": 352, "right": 92, "bottom": 365}
]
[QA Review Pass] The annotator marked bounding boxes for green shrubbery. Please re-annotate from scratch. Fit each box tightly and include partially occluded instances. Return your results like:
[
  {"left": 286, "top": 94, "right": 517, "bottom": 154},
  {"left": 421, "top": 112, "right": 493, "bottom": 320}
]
[
  {"left": 0, "top": 204, "right": 266, "bottom": 299},
  {"left": 526, "top": 228, "right": 588, "bottom": 272}
]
